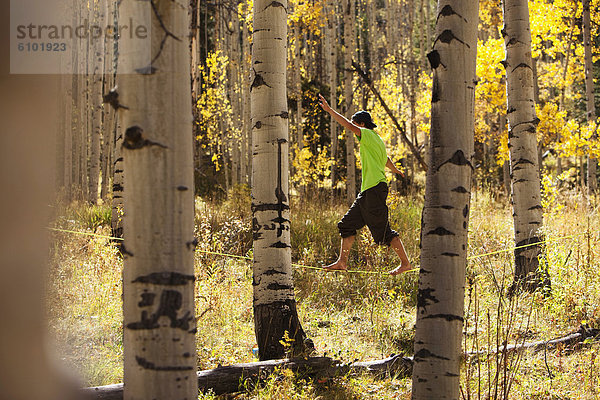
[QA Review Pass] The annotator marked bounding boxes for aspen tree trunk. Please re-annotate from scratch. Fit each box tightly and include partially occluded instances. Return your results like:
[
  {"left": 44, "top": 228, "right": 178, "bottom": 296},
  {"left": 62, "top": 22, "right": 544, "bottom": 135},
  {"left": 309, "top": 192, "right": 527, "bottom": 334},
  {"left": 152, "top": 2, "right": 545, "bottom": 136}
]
[
  {"left": 251, "top": 0, "right": 309, "bottom": 361},
  {"left": 111, "top": 117, "right": 124, "bottom": 238},
  {"left": 367, "top": 0, "right": 377, "bottom": 71},
  {"left": 100, "top": 0, "right": 115, "bottom": 202},
  {"left": 89, "top": 0, "right": 102, "bottom": 204},
  {"left": 583, "top": 0, "right": 597, "bottom": 193},
  {"left": 110, "top": 0, "right": 123, "bottom": 238},
  {"left": 326, "top": 0, "right": 339, "bottom": 193},
  {"left": 231, "top": 17, "right": 243, "bottom": 186},
  {"left": 117, "top": 1, "right": 197, "bottom": 399},
  {"left": 0, "top": 60, "right": 77, "bottom": 400},
  {"left": 412, "top": 0, "right": 478, "bottom": 397},
  {"left": 502, "top": 0, "right": 548, "bottom": 292},
  {"left": 242, "top": 3, "right": 252, "bottom": 185},
  {"left": 294, "top": 24, "right": 303, "bottom": 149},
  {"left": 344, "top": 0, "right": 357, "bottom": 205},
  {"left": 64, "top": 79, "right": 74, "bottom": 201}
]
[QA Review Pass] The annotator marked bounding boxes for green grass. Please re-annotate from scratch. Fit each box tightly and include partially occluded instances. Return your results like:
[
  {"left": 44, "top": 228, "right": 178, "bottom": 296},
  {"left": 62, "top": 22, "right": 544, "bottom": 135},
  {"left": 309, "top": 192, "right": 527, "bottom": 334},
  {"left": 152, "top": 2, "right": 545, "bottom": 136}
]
[{"left": 47, "top": 188, "right": 600, "bottom": 399}]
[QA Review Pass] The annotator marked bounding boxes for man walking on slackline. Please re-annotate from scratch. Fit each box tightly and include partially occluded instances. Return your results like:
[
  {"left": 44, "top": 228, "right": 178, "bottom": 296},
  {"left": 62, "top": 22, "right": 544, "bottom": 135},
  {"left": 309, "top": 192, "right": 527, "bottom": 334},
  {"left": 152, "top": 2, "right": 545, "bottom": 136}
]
[{"left": 318, "top": 94, "right": 412, "bottom": 275}]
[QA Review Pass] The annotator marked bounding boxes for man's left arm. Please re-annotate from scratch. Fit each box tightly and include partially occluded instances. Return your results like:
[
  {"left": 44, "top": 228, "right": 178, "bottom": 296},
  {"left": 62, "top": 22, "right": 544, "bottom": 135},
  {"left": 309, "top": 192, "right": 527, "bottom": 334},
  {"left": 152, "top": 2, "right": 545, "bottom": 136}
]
[{"left": 386, "top": 157, "right": 404, "bottom": 177}]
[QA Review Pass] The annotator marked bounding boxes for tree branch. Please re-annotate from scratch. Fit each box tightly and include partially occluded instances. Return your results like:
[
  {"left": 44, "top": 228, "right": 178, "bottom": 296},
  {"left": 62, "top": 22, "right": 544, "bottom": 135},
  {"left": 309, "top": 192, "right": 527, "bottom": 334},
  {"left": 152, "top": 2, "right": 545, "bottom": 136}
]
[{"left": 351, "top": 61, "right": 428, "bottom": 172}]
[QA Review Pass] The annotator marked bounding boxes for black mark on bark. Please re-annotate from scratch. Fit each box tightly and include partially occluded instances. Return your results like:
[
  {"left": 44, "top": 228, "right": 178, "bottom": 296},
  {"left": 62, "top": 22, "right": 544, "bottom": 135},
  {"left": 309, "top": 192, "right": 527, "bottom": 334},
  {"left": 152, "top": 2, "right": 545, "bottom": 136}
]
[
  {"left": 437, "top": 150, "right": 474, "bottom": 171},
  {"left": 102, "top": 87, "right": 129, "bottom": 110},
  {"left": 264, "top": 1, "right": 286, "bottom": 11},
  {"left": 267, "top": 282, "right": 293, "bottom": 291},
  {"left": 434, "top": 30, "right": 468, "bottom": 48},
  {"left": 120, "top": 243, "right": 134, "bottom": 257},
  {"left": 270, "top": 241, "right": 291, "bottom": 248},
  {"left": 441, "top": 252, "right": 459, "bottom": 257},
  {"left": 452, "top": 186, "right": 469, "bottom": 193},
  {"left": 417, "top": 288, "right": 439, "bottom": 309},
  {"left": 264, "top": 269, "right": 286, "bottom": 275},
  {"left": 132, "top": 272, "right": 195, "bottom": 286},
  {"left": 251, "top": 72, "right": 271, "bottom": 91},
  {"left": 135, "top": 356, "right": 193, "bottom": 371},
  {"left": 135, "top": 65, "right": 158, "bottom": 75},
  {"left": 436, "top": 5, "right": 468, "bottom": 23},
  {"left": 512, "top": 62, "right": 532, "bottom": 73},
  {"left": 414, "top": 348, "right": 450, "bottom": 361},
  {"left": 138, "top": 292, "right": 156, "bottom": 307},
  {"left": 128, "top": 289, "right": 193, "bottom": 331},
  {"left": 423, "top": 313, "right": 464, "bottom": 322},
  {"left": 507, "top": 37, "right": 523, "bottom": 46},
  {"left": 186, "top": 238, "right": 199, "bottom": 250},
  {"left": 426, "top": 227, "right": 455, "bottom": 236},
  {"left": 427, "top": 50, "right": 445, "bottom": 70},
  {"left": 123, "top": 126, "right": 168, "bottom": 150}
]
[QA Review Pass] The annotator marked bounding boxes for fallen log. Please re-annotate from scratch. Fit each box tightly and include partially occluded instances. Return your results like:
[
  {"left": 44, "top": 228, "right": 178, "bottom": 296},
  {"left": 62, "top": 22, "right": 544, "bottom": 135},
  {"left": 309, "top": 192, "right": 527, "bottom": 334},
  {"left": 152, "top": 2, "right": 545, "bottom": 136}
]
[
  {"left": 466, "top": 325, "right": 600, "bottom": 359},
  {"left": 82, "top": 355, "right": 413, "bottom": 399}
]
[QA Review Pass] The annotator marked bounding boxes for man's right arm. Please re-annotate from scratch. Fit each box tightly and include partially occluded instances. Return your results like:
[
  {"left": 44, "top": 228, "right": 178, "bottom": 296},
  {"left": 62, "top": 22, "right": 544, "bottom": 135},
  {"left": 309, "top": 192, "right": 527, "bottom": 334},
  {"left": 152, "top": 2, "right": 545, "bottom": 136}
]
[{"left": 318, "top": 94, "right": 361, "bottom": 137}]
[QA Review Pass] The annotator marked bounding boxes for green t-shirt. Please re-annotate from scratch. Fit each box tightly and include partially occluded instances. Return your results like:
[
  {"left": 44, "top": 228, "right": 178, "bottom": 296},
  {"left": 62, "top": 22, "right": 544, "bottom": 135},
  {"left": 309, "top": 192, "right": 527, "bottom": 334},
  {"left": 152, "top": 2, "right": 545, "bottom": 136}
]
[{"left": 357, "top": 128, "right": 388, "bottom": 192}]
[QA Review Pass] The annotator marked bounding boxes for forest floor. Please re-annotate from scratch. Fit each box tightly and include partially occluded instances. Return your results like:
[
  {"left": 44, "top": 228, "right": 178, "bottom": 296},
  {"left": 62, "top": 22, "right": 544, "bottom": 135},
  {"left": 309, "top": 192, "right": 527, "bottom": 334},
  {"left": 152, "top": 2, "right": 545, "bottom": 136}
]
[{"left": 47, "top": 185, "right": 600, "bottom": 399}]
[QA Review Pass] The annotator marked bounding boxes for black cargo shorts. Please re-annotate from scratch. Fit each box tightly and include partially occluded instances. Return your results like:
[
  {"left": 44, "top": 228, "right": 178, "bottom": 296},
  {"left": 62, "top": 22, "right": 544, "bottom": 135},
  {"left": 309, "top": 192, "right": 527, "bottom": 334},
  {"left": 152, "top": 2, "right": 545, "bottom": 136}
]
[{"left": 337, "top": 182, "right": 399, "bottom": 246}]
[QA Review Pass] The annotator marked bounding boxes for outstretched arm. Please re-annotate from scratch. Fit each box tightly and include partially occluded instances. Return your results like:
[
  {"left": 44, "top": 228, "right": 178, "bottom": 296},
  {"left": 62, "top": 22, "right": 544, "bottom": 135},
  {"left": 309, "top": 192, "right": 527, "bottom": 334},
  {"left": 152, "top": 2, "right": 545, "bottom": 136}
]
[
  {"left": 386, "top": 157, "right": 404, "bottom": 177},
  {"left": 318, "top": 94, "right": 362, "bottom": 137}
]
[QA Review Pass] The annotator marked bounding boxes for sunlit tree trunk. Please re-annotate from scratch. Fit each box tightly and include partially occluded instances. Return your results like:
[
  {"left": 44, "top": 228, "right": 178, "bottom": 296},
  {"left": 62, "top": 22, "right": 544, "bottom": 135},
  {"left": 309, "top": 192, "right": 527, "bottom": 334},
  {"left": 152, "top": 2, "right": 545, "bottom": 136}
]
[
  {"left": 502, "top": 0, "right": 548, "bottom": 292},
  {"left": 294, "top": 23, "right": 303, "bottom": 149},
  {"left": 64, "top": 78, "right": 74, "bottom": 202},
  {"left": 251, "top": 0, "right": 309, "bottom": 361},
  {"left": 326, "top": 0, "right": 339, "bottom": 193},
  {"left": 111, "top": 118, "right": 124, "bottom": 238},
  {"left": 118, "top": 1, "right": 197, "bottom": 399},
  {"left": 344, "top": 0, "right": 356, "bottom": 205},
  {"left": 412, "top": 0, "right": 478, "bottom": 397},
  {"left": 583, "top": 0, "right": 597, "bottom": 193},
  {"left": 88, "top": 0, "right": 102, "bottom": 205},
  {"left": 242, "top": 2, "right": 252, "bottom": 185}
]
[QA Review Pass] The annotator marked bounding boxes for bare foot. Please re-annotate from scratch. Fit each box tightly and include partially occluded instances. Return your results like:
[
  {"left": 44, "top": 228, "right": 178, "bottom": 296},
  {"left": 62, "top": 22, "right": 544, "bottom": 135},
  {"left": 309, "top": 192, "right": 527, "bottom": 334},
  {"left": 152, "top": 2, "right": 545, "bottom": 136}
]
[
  {"left": 322, "top": 260, "right": 348, "bottom": 272},
  {"left": 389, "top": 262, "right": 412, "bottom": 276}
]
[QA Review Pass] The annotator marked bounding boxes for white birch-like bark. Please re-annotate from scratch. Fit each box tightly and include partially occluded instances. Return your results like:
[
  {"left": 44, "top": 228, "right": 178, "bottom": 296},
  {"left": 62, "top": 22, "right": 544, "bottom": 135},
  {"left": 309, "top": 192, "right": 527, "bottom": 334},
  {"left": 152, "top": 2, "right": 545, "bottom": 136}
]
[
  {"left": 65, "top": 79, "right": 74, "bottom": 201},
  {"left": 294, "top": 24, "right": 303, "bottom": 149},
  {"left": 583, "top": 0, "right": 597, "bottom": 193},
  {"left": 251, "top": 0, "right": 308, "bottom": 361},
  {"left": 326, "top": 0, "right": 339, "bottom": 192},
  {"left": 502, "top": 0, "right": 547, "bottom": 291},
  {"left": 242, "top": 3, "right": 252, "bottom": 185},
  {"left": 367, "top": 0, "right": 377, "bottom": 71},
  {"left": 412, "top": 0, "right": 478, "bottom": 397},
  {"left": 117, "top": 1, "right": 197, "bottom": 399},
  {"left": 344, "top": 0, "right": 356, "bottom": 204},
  {"left": 108, "top": 0, "right": 123, "bottom": 238}
]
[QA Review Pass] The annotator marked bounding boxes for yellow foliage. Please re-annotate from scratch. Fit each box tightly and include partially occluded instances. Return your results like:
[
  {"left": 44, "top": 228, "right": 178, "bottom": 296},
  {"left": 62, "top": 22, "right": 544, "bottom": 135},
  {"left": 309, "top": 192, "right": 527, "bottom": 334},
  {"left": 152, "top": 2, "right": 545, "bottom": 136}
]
[
  {"left": 537, "top": 103, "right": 567, "bottom": 147},
  {"left": 288, "top": 0, "right": 325, "bottom": 35},
  {"left": 475, "top": 38, "right": 506, "bottom": 147},
  {"left": 197, "top": 51, "right": 241, "bottom": 171},
  {"left": 291, "top": 145, "right": 332, "bottom": 188}
]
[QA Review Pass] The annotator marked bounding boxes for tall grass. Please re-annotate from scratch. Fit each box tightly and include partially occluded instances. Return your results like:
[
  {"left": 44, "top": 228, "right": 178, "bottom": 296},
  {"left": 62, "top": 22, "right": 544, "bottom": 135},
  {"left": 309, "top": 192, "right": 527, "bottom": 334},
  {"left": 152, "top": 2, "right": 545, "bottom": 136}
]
[{"left": 47, "top": 188, "right": 599, "bottom": 398}]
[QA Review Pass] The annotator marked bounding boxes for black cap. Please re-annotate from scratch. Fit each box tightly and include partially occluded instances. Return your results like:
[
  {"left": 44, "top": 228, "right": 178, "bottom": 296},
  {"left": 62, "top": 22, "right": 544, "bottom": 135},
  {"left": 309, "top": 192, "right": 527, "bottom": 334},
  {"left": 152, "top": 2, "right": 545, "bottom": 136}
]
[{"left": 351, "top": 111, "right": 377, "bottom": 129}]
